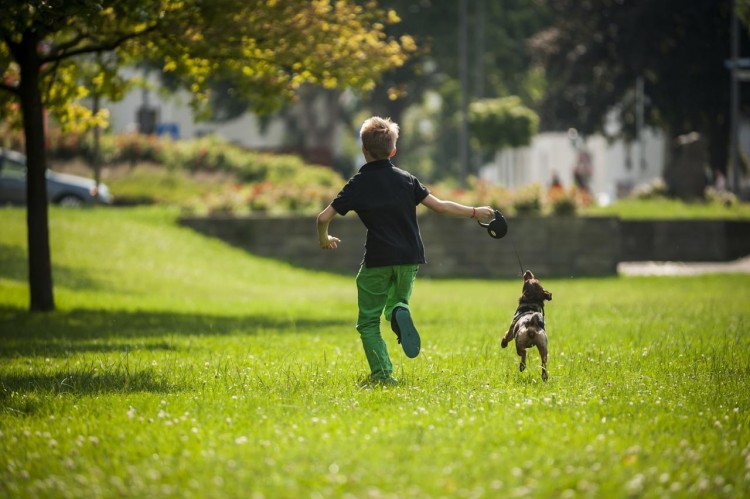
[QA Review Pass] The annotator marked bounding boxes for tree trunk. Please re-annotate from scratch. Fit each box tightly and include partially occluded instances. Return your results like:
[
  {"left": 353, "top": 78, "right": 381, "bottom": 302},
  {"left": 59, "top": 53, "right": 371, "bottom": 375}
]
[{"left": 17, "top": 32, "right": 55, "bottom": 312}]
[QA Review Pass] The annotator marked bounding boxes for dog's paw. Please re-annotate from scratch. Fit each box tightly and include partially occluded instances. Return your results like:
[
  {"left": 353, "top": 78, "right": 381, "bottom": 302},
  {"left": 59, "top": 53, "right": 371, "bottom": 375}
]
[
  {"left": 519, "top": 362, "right": 526, "bottom": 372},
  {"left": 501, "top": 337, "right": 509, "bottom": 349},
  {"left": 541, "top": 368, "right": 548, "bottom": 382}
]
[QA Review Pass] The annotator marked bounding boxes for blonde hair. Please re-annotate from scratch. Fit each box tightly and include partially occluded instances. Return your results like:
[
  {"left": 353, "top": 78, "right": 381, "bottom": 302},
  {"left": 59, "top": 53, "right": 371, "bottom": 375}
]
[{"left": 360, "top": 116, "right": 399, "bottom": 160}]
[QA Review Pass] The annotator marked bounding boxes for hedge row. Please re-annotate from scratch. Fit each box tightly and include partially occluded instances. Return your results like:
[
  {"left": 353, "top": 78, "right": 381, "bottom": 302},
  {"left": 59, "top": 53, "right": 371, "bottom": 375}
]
[{"left": 43, "top": 129, "right": 344, "bottom": 189}]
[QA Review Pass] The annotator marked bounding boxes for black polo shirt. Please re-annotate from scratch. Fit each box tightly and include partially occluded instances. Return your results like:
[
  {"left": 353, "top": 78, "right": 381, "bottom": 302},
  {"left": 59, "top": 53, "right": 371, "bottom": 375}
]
[{"left": 331, "top": 159, "right": 430, "bottom": 267}]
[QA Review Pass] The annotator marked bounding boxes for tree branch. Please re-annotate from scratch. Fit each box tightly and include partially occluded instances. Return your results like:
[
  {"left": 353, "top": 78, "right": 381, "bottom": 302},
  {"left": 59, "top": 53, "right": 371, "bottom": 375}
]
[
  {"left": 0, "top": 81, "right": 19, "bottom": 95},
  {"left": 42, "top": 58, "right": 62, "bottom": 101},
  {"left": 48, "top": 33, "right": 88, "bottom": 57},
  {"left": 41, "top": 23, "right": 160, "bottom": 64}
]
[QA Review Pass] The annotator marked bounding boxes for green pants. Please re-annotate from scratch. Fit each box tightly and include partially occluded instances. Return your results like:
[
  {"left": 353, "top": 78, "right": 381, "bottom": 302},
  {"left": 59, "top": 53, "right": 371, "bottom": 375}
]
[{"left": 355, "top": 263, "right": 419, "bottom": 378}]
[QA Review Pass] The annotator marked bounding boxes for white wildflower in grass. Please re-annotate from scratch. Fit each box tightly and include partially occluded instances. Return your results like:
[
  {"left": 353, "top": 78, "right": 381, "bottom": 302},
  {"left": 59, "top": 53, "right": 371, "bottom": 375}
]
[
  {"left": 626, "top": 474, "right": 645, "bottom": 494},
  {"left": 127, "top": 407, "right": 136, "bottom": 419},
  {"left": 235, "top": 436, "right": 248, "bottom": 445}
]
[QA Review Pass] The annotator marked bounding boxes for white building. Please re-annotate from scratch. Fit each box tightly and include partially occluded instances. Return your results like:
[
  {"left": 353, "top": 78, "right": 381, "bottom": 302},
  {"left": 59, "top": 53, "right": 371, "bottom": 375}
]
[
  {"left": 479, "top": 128, "right": 666, "bottom": 205},
  {"left": 104, "top": 68, "right": 287, "bottom": 149}
]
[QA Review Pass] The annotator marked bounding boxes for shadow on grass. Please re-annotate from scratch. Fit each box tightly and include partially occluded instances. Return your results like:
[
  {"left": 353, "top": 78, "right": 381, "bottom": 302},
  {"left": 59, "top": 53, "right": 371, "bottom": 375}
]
[
  {"left": 0, "top": 339, "right": 178, "bottom": 358},
  {"left": 0, "top": 306, "right": 349, "bottom": 358},
  {"left": 1, "top": 368, "right": 179, "bottom": 415}
]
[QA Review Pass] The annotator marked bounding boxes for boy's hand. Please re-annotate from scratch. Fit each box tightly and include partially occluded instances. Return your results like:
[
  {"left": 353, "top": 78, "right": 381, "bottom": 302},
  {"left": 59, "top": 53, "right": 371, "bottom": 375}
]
[
  {"left": 320, "top": 235, "right": 341, "bottom": 250},
  {"left": 473, "top": 206, "right": 495, "bottom": 222}
]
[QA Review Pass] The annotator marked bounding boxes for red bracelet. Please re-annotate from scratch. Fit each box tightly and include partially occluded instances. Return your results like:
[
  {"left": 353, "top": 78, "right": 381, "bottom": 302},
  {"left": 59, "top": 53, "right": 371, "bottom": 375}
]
[{"left": 471, "top": 207, "right": 476, "bottom": 219}]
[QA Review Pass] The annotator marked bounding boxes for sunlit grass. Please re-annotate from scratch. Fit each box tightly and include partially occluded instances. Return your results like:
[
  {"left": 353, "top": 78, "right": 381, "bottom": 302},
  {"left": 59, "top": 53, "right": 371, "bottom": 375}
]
[
  {"left": 583, "top": 197, "right": 750, "bottom": 219},
  {"left": 1, "top": 206, "right": 749, "bottom": 497}
]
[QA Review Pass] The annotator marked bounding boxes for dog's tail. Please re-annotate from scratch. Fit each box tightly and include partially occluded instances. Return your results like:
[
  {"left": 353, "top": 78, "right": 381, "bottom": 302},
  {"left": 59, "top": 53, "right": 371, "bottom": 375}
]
[{"left": 528, "top": 313, "right": 543, "bottom": 339}]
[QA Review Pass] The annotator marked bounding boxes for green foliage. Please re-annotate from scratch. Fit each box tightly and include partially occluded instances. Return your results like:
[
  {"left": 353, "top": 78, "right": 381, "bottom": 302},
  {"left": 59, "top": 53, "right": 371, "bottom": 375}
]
[
  {"left": 533, "top": 0, "right": 746, "bottom": 173},
  {"left": 43, "top": 131, "right": 345, "bottom": 213},
  {"left": 1, "top": 0, "right": 416, "bottom": 125},
  {"left": 469, "top": 96, "right": 540, "bottom": 151},
  {"left": 364, "top": 0, "right": 552, "bottom": 180},
  {"left": 101, "top": 166, "right": 224, "bottom": 206},
  {"left": 1, "top": 207, "right": 749, "bottom": 497}
]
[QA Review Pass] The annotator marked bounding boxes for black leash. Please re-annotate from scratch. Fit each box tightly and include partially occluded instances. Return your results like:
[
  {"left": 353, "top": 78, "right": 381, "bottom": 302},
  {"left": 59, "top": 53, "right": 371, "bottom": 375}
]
[
  {"left": 477, "top": 209, "right": 526, "bottom": 276},
  {"left": 508, "top": 231, "right": 525, "bottom": 277}
]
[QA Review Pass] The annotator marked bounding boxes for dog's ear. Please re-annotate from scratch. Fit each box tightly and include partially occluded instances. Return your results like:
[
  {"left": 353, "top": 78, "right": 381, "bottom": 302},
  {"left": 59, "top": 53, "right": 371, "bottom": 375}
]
[{"left": 544, "top": 290, "right": 552, "bottom": 301}]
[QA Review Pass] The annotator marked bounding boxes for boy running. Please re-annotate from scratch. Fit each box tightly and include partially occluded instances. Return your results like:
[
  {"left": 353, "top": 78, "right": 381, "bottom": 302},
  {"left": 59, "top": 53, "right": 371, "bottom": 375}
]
[{"left": 317, "top": 116, "right": 494, "bottom": 385}]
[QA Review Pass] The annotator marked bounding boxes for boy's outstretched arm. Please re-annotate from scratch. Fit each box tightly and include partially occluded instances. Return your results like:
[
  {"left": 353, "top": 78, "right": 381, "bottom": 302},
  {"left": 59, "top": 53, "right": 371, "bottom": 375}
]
[
  {"left": 317, "top": 204, "right": 341, "bottom": 250},
  {"left": 421, "top": 194, "right": 494, "bottom": 221}
]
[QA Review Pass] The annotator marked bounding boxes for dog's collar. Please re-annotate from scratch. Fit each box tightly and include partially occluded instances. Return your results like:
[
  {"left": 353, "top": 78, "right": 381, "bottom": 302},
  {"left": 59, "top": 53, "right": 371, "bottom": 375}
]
[{"left": 515, "top": 302, "right": 545, "bottom": 317}]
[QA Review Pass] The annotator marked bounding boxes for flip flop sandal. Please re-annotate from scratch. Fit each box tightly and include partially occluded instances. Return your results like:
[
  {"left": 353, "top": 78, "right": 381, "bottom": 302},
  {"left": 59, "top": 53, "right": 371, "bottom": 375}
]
[{"left": 394, "top": 307, "right": 421, "bottom": 358}]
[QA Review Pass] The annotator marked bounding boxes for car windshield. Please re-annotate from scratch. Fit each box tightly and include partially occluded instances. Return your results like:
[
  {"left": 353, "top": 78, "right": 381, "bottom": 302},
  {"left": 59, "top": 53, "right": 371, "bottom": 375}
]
[{"left": 0, "top": 157, "right": 26, "bottom": 179}]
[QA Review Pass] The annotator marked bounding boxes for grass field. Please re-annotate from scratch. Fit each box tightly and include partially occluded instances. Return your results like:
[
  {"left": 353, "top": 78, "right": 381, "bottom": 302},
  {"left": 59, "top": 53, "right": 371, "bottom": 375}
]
[{"left": 1, "top": 206, "right": 749, "bottom": 498}]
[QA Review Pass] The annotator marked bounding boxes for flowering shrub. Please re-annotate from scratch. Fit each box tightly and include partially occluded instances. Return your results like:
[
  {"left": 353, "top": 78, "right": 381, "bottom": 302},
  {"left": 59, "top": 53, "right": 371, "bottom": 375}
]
[
  {"left": 193, "top": 181, "right": 340, "bottom": 216},
  {"left": 704, "top": 186, "right": 738, "bottom": 207},
  {"left": 512, "top": 183, "right": 542, "bottom": 216},
  {"left": 547, "top": 185, "right": 578, "bottom": 216},
  {"left": 631, "top": 178, "right": 668, "bottom": 199},
  {"left": 115, "top": 133, "right": 163, "bottom": 164}
]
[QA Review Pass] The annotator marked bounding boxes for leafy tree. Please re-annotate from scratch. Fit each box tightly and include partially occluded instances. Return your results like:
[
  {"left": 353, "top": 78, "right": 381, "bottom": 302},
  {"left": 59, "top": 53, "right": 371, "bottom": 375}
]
[
  {"left": 469, "top": 96, "right": 539, "bottom": 151},
  {"left": 0, "top": 0, "right": 414, "bottom": 312},
  {"left": 365, "top": 0, "right": 551, "bottom": 180},
  {"left": 531, "top": 0, "right": 750, "bottom": 176}
]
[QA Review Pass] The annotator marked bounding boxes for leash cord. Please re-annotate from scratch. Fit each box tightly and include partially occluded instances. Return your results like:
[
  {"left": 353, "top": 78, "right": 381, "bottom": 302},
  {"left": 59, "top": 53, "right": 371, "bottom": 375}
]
[{"left": 507, "top": 231, "right": 525, "bottom": 276}]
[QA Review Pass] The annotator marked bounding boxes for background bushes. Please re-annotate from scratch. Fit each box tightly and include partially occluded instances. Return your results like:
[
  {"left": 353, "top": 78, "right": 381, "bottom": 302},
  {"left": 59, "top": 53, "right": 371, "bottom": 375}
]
[{"left": 13, "top": 129, "right": 743, "bottom": 218}]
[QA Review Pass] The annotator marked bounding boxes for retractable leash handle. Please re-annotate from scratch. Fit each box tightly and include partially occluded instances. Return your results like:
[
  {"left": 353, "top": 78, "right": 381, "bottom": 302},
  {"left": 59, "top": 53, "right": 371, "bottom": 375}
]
[
  {"left": 477, "top": 209, "right": 508, "bottom": 239},
  {"left": 478, "top": 209, "right": 525, "bottom": 275}
]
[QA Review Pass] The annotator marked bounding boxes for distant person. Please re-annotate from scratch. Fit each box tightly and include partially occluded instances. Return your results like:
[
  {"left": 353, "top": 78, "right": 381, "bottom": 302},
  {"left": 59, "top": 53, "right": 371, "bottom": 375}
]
[
  {"left": 549, "top": 171, "right": 564, "bottom": 198},
  {"left": 714, "top": 170, "right": 727, "bottom": 191},
  {"left": 573, "top": 151, "right": 593, "bottom": 205},
  {"left": 550, "top": 171, "right": 562, "bottom": 190},
  {"left": 573, "top": 151, "right": 592, "bottom": 192},
  {"left": 316, "top": 116, "right": 494, "bottom": 386}
]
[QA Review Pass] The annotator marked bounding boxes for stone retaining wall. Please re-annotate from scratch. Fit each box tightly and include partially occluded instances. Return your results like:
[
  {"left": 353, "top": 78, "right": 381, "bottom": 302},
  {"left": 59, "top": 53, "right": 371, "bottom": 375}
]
[
  {"left": 180, "top": 216, "right": 750, "bottom": 278},
  {"left": 620, "top": 220, "right": 750, "bottom": 262},
  {"left": 179, "top": 215, "right": 621, "bottom": 278}
]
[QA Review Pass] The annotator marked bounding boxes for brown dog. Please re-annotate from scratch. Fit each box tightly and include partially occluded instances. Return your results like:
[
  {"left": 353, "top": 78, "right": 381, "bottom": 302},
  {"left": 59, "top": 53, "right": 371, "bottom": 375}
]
[{"left": 501, "top": 270, "right": 552, "bottom": 381}]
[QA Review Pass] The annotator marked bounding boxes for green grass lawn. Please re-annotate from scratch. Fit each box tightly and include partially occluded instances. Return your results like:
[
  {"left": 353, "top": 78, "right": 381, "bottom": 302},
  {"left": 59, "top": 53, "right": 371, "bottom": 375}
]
[
  {"left": 1, "top": 206, "right": 749, "bottom": 498},
  {"left": 582, "top": 197, "right": 750, "bottom": 219}
]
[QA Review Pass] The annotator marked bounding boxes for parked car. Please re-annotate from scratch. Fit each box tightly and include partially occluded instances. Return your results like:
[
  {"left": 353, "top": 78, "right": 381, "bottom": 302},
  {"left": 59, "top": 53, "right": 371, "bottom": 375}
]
[{"left": 0, "top": 149, "right": 112, "bottom": 206}]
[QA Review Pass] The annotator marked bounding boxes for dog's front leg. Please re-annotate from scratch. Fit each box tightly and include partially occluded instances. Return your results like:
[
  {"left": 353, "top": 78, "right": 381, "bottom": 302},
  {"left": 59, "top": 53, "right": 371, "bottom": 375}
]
[{"left": 518, "top": 349, "right": 527, "bottom": 372}]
